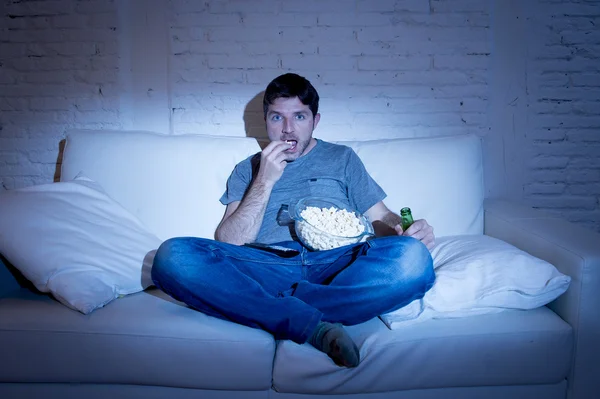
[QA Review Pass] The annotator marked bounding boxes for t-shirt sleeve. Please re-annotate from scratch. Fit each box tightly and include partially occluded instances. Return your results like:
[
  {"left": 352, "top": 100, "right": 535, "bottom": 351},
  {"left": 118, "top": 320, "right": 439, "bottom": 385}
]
[
  {"left": 219, "top": 158, "right": 253, "bottom": 205},
  {"left": 345, "top": 149, "right": 387, "bottom": 214}
]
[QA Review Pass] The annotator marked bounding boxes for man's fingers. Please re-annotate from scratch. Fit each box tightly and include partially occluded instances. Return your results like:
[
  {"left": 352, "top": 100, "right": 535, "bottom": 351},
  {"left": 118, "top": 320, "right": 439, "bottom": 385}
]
[{"left": 262, "top": 140, "right": 291, "bottom": 157}]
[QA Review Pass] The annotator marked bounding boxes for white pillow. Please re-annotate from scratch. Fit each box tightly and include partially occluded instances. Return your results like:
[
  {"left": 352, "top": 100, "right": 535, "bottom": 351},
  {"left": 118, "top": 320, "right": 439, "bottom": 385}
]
[
  {"left": 380, "top": 235, "right": 571, "bottom": 329},
  {"left": 0, "top": 175, "right": 162, "bottom": 314}
]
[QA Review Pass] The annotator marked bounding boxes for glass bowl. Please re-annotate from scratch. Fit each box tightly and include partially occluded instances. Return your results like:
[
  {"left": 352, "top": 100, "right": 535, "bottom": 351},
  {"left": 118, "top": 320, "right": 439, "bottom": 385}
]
[{"left": 289, "top": 197, "right": 374, "bottom": 251}]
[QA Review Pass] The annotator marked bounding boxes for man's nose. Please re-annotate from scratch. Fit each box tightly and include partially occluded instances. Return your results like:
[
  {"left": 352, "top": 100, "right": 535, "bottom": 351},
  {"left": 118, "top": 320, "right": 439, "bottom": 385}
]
[{"left": 282, "top": 118, "right": 293, "bottom": 133}]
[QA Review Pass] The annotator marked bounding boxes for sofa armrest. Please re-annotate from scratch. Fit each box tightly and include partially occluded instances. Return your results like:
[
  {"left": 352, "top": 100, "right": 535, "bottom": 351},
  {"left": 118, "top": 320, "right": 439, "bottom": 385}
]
[{"left": 484, "top": 199, "right": 600, "bottom": 399}]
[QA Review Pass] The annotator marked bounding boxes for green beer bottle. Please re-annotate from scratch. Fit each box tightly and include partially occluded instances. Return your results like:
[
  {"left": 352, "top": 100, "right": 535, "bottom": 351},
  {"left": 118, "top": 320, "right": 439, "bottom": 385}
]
[{"left": 400, "top": 207, "right": 414, "bottom": 232}]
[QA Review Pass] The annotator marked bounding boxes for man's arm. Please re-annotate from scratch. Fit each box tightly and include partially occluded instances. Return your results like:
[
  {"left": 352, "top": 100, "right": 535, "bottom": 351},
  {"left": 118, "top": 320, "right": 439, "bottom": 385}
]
[
  {"left": 364, "top": 201, "right": 436, "bottom": 249},
  {"left": 215, "top": 140, "right": 292, "bottom": 246},
  {"left": 215, "top": 180, "right": 274, "bottom": 245}
]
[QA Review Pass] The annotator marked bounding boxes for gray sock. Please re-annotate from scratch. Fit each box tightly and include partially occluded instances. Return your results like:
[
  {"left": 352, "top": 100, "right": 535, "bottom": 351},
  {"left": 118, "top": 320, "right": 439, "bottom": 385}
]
[{"left": 308, "top": 322, "right": 360, "bottom": 368}]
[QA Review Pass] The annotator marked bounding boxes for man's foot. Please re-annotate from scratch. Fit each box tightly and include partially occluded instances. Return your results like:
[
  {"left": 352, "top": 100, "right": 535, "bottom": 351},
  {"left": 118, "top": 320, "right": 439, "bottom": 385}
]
[{"left": 308, "top": 322, "right": 360, "bottom": 367}]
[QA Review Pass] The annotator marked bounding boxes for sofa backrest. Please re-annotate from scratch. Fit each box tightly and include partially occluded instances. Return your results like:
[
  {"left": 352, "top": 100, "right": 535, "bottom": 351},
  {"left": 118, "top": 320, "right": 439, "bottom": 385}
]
[{"left": 61, "top": 130, "right": 483, "bottom": 241}]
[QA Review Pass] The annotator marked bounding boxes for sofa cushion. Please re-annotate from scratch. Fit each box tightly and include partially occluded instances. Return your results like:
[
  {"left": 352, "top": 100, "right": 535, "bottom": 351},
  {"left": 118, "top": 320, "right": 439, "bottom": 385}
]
[
  {"left": 0, "top": 289, "right": 275, "bottom": 391},
  {"left": 337, "top": 134, "right": 484, "bottom": 237},
  {"left": 272, "top": 307, "right": 572, "bottom": 394},
  {"left": 60, "top": 130, "right": 261, "bottom": 241}
]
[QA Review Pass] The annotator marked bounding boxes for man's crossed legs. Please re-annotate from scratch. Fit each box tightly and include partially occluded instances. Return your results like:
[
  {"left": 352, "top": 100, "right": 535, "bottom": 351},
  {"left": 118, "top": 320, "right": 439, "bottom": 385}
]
[{"left": 151, "top": 235, "right": 434, "bottom": 367}]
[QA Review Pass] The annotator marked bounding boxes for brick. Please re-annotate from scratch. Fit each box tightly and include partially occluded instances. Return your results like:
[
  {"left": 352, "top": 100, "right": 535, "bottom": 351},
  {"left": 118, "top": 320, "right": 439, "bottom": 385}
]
[
  {"left": 244, "top": 69, "right": 285, "bottom": 85},
  {"left": 281, "top": 27, "right": 356, "bottom": 43},
  {"left": 50, "top": 15, "right": 89, "bottom": 29},
  {"left": 357, "top": 55, "right": 431, "bottom": 71},
  {"left": 561, "top": 31, "right": 600, "bottom": 45},
  {"left": 282, "top": 55, "right": 355, "bottom": 71},
  {"left": 529, "top": 196, "right": 598, "bottom": 210},
  {"left": 208, "top": 27, "right": 283, "bottom": 42},
  {"left": 317, "top": 12, "right": 394, "bottom": 27},
  {"left": 568, "top": 184, "right": 600, "bottom": 196},
  {"left": 176, "top": 69, "right": 245, "bottom": 84},
  {"left": 283, "top": 0, "right": 355, "bottom": 13},
  {"left": 75, "top": 1, "right": 117, "bottom": 15},
  {"left": 529, "top": 156, "right": 570, "bottom": 169},
  {"left": 430, "top": 0, "right": 491, "bottom": 13},
  {"left": 207, "top": 54, "right": 279, "bottom": 69},
  {"left": 571, "top": 73, "right": 600, "bottom": 87},
  {"left": 208, "top": 0, "right": 282, "bottom": 13},
  {"left": 172, "top": 27, "right": 208, "bottom": 42},
  {"left": 171, "top": 0, "right": 209, "bottom": 13},
  {"left": 434, "top": 54, "right": 490, "bottom": 70},
  {"left": 30, "top": 97, "right": 73, "bottom": 111},
  {"left": 6, "top": 0, "right": 74, "bottom": 17},
  {"left": 567, "top": 130, "right": 600, "bottom": 143},
  {"left": 525, "top": 183, "right": 567, "bottom": 195},
  {"left": 243, "top": 13, "right": 316, "bottom": 27}
]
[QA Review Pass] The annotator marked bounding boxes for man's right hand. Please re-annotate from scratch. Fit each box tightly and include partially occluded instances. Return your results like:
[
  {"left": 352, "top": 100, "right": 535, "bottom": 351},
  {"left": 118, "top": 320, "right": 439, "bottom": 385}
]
[{"left": 256, "top": 140, "right": 292, "bottom": 186}]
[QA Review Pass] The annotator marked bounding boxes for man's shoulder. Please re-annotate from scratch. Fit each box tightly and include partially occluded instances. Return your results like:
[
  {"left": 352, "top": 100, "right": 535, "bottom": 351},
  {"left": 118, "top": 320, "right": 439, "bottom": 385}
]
[{"left": 316, "top": 139, "right": 354, "bottom": 156}]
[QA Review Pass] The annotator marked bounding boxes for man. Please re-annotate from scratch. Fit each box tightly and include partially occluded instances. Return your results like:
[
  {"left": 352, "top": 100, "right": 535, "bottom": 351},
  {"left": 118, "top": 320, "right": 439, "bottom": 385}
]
[{"left": 152, "top": 73, "right": 436, "bottom": 368}]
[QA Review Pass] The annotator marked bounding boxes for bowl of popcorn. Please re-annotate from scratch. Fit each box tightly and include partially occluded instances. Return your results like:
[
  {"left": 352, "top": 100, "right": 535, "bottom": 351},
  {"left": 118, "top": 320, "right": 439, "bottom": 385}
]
[{"left": 290, "top": 197, "right": 375, "bottom": 251}]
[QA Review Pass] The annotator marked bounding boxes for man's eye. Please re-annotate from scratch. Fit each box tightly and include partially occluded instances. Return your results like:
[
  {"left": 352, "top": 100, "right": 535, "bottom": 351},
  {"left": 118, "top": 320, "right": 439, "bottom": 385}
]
[
  {"left": 295, "top": 114, "right": 305, "bottom": 120},
  {"left": 271, "top": 115, "right": 282, "bottom": 121}
]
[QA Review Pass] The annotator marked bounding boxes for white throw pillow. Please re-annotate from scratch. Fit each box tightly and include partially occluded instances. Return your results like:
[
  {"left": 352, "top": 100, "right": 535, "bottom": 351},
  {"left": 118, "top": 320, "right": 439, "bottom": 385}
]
[
  {"left": 0, "top": 175, "right": 162, "bottom": 314},
  {"left": 380, "top": 235, "right": 571, "bottom": 329}
]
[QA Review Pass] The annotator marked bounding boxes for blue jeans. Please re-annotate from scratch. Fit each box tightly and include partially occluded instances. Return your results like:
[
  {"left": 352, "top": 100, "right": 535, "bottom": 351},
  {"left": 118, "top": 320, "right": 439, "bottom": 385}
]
[{"left": 151, "top": 235, "right": 434, "bottom": 344}]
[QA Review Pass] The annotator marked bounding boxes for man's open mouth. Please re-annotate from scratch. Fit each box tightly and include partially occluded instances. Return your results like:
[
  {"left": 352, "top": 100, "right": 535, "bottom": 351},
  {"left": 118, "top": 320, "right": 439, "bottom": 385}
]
[{"left": 285, "top": 140, "right": 298, "bottom": 151}]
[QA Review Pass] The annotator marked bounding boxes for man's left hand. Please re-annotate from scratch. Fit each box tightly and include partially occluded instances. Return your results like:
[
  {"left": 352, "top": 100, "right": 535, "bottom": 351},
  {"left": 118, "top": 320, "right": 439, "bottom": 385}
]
[{"left": 394, "top": 219, "right": 435, "bottom": 250}]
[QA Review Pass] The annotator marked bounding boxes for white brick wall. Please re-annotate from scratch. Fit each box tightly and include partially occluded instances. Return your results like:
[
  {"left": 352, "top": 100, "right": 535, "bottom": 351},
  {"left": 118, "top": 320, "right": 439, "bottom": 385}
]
[
  {"left": 522, "top": 0, "right": 600, "bottom": 232},
  {"left": 0, "top": 0, "right": 599, "bottom": 232},
  {"left": 0, "top": 0, "right": 122, "bottom": 189},
  {"left": 169, "top": 0, "right": 491, "bottom": 140}
]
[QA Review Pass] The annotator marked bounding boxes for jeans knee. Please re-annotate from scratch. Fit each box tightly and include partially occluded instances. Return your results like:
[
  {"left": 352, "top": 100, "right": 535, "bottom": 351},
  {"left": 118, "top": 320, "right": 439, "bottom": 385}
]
[
  {"left": 151, "top": 237, "right": 201, "bottom": 286},
  {"left": 381, "top": 236, "right": 435, "bottom": 292}
]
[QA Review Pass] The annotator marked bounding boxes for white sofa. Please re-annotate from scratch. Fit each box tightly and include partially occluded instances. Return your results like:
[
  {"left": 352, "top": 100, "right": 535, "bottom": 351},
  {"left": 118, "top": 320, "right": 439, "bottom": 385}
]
[{"left": 0, "top": 130, "right": 598, "bottom": 399}]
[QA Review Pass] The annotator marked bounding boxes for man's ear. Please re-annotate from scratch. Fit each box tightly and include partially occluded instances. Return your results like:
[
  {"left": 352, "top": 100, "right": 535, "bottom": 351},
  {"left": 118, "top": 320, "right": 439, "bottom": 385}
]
[{"left": 313, "top": 113, "right": 321, "bottom": 129}]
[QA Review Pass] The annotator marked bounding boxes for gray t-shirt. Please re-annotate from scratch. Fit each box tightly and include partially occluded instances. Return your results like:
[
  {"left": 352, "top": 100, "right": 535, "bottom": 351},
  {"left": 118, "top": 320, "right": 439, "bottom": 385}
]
[{"left": 219, "top": 139, "right": 386, "bottom": 244}]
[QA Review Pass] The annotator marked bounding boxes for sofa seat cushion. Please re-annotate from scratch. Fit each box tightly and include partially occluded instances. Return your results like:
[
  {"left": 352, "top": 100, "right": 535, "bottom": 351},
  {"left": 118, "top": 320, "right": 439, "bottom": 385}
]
[
  {"left": 272, "top": 307, "right": 572, "bottom": 394},
  {"left": 0, "top": 289, "right": 275, "bottom": 391}
]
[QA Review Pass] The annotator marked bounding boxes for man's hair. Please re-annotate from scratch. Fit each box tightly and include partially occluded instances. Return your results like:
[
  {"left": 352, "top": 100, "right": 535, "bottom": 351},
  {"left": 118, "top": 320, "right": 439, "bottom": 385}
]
[{"left": 263, "top": 73, "right": 319, "bottom": 118}]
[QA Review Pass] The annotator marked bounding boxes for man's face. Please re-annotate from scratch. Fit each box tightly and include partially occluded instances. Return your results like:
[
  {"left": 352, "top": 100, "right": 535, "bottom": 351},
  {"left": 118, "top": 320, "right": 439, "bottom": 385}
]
[{"left": 265, "top": 96, "right": 320, "bottom": 162}]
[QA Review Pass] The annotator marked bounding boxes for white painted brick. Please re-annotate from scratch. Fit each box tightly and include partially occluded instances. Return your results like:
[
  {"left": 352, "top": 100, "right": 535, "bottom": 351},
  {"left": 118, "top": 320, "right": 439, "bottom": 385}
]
[
  {"left": 529, "top": 156, "right": 570, "bottom": 169},
  {"left": 567, "top": 130, "right": 600, "bottom": 143},
  {"left": 173, "top": 12, "right": 241, "bottom": 28},
  {"left": 207, "top": 54, "right": 279, "bottom": 69},
  {"left": 317, "top": 13, "right": 391, "bottom": 27},
  {"left": 208, "top": 27, "right": 282, "bottom": 42},
  {"left": 434, "top": 54, "right": 490, "bottom": 70},
  {"left": 88, "top": 13, "right": 117, "bottom": 29},
  {"left": 247, "top": 41, "right": 318, "bottom": 56},
  {"left": 6, "top": 0, "right": 74, "bottom": 17},
  {"left": 45, "top": 42, "right": 98, "bottom": 56},
  {"left": 430, "top": 0, "right": 491, "bottom": 13},
  {"left": 172, "top": 27, "right": 208, "bottom": 42},
  {"left": 243, "top": 13, "right": 316, "bottom": 27},
  {"left": 281, "top": 27, "right": 356, "bottom": 43},
  {"left": 358, "top": 55, "right": 431, "bottom": 71},
  {"left": 29, "top": 97, "right": 73, "bottom": 111},
  {"left": 525, "top": 183, "right": 567, "bottom": 195},
  {"left": 282, "top": 55, "right": 355, "bottom": 71},
  {"left": 207, "top": 0, "right": 281, "bottom": 13},
  {"left": 75, "top": 0, "right": 116, "bottom": 15},
  {"left": 569, "top": 184, "right": 600, "bottom": 196},
  {"left": 22, "top": 70, "right": 73, "bottom": 84},
  {"left": 49, "top": 15, "right": 89, "bottom": 29},
  {"left": 244, "top": 69, "right": 286, "bottom": 85},
  {"left": 176, "top": 69, "right": 246, "bottom": 84},
  {"left": 170, "top": 0, "right": 209, "bottom": 13},
  {"left": 571, "top": 73, "right": 600, "bottom": 87},
  {"left": 172, "top": 54, "right": 207, "bottom": 69},
  {"left": 529, "top": 196, "right": 598, "bottom": 210}
]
